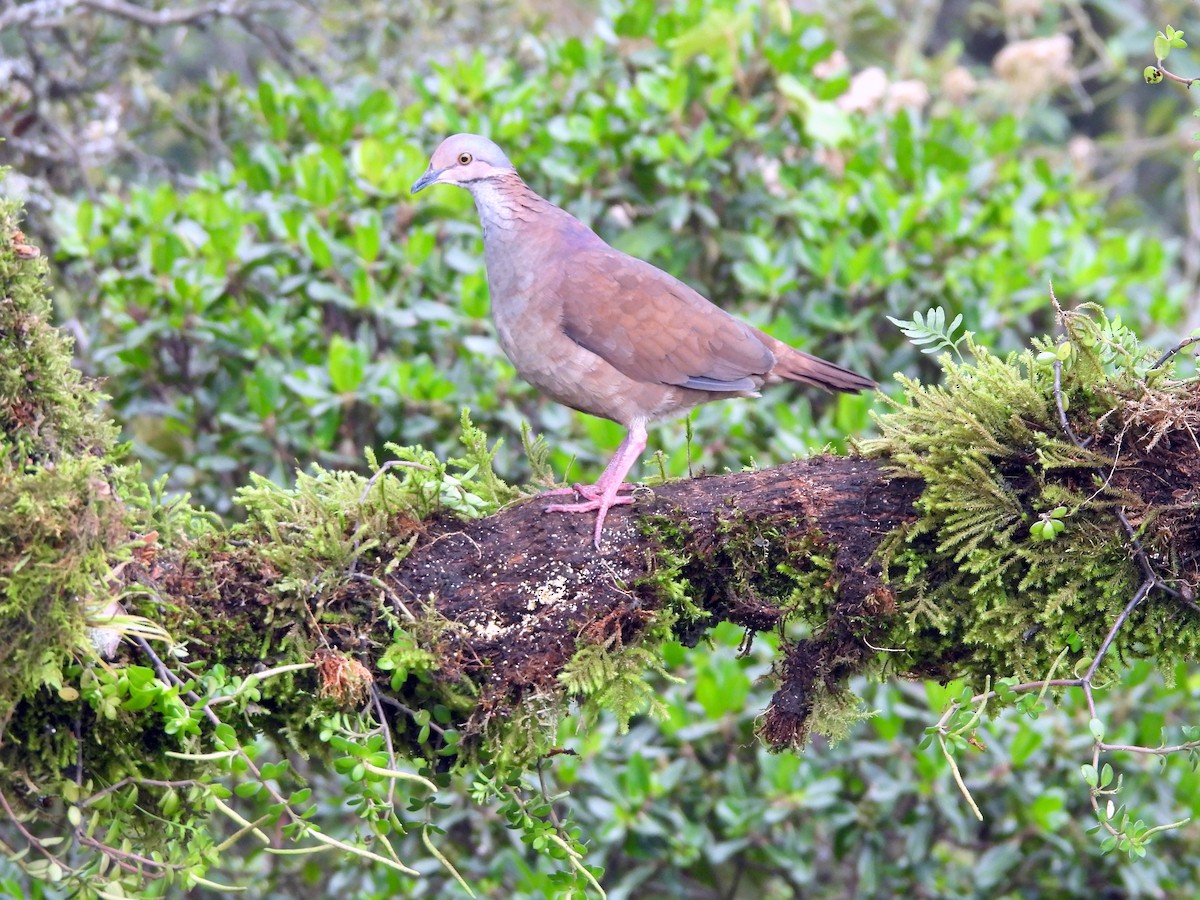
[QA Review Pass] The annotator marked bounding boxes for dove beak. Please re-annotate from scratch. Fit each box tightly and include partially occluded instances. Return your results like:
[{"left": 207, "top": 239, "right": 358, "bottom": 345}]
[{"left": 411, "top": 167, "right": 444, "bottom": 194}]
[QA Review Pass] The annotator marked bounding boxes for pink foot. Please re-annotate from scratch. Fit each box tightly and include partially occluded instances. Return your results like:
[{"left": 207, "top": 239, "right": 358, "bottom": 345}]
[
  {"left": 538, "top": 421, "right": 649, "bottom": 549},
  {"left": 539, "top": 482, "right": 636, "bottom": 501},
  {"left": 543, "top": 493, "right": 636, "bottom": 548},
  {"left": 542, "top": 495, "right": 636, "bottom": 515}
]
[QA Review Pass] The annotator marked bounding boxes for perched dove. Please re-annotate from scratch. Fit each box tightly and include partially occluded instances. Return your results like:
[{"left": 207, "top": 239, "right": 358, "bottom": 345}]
[{"left": 412, "top": 134, "right": 874, "bottom": 548}]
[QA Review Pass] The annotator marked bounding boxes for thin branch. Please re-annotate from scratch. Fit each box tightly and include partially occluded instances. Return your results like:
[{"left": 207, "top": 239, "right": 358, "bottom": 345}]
[
  {"left": 370, "top": 685, "right": 400, "bottom": 808},
  {"left": 78, "top": 0, "right": 248, "bottom": 28},
  {"left": 349, "top": 572, "right": 418, "bottom": 623},
  {"left": 1052, "top": 355, "right": 1085, "bottom": 448},
  {"left": 0, "top": 0, "right": 80, "bottom": 31},
  {"left": 1100, "top": 740, "right": 1200, "bottom": 757},
  {"left": 1148, "top": 335, "right": 1200, "bottom": 374},
  {"left": 0, "top": 787, "right": 75, "bottom": 872},
  {"left": 375, "top": 693, "right": 446, "bottom": 737},
  {"left": 82, "top": 777, "right": 199, "bottom": 807},
  {"left": 76, "top": 832, "right": 170, "bottom": 876},
  {"left": 536, "top": 758, "right": 565, "bottom": 831},
  {"left": 1082, "top": 578, "right": 1156, "bottom": 682},
  {"left": 1148, "top": 64, "right": 1200, "bottom": 89}
]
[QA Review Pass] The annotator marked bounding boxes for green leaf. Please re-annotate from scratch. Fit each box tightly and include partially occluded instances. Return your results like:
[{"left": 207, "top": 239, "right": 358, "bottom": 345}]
[
  {"left": 353, "top": 137, "right": 389, "bottom": 187},
  {"left": 353, "top": 209, "right": 382, "bottom": 263},
  {"left": 777, "top": 75, "right": 853, "bottom": 146},
  {"left": 213, "top": 723, "right": 239, "bottom": 751},
  {"left": 258, "top": 79, "right": 285, "bottom": 139},
  {"left": 76, "top": 200, "right": 95, "bottom": 238},
  {"left": 667, "top": 9, "right": 751, "bottom": 68},
  {"left": 301, "top": 221, "right": 333, "bottom": 269}
]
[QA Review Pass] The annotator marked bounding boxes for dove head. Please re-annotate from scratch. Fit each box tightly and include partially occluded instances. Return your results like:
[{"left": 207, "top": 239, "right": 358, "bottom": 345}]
[{"left": 411, "top": 133, "right": 517, "bottom": 194}]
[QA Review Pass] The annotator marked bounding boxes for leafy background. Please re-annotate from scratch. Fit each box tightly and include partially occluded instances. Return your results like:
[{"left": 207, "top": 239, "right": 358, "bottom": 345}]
[{"left": 4, "top": 0, "right": 1200, "bottom": 895}]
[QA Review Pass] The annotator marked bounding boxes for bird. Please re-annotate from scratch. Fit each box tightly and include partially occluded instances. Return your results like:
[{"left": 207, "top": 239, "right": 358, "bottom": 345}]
[{"left": 411, "top": 134, "right": 874, "bottom": 548}]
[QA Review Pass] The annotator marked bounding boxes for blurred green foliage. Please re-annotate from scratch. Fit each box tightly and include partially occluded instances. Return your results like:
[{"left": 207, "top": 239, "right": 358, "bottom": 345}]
[{"left": 54, "top": 2, "right": 1182, "bottom": 512}]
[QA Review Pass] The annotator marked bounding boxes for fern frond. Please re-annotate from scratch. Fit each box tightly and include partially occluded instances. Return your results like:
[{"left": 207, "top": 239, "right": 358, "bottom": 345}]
[{"left": 886, "top": 306, "right": 967, "bottom": 358}]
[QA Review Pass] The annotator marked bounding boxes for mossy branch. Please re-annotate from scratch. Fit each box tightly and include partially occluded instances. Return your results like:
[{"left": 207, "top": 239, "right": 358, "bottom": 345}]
[{"left": 3, "top": 207, "right": 1200, "bottom": 892}]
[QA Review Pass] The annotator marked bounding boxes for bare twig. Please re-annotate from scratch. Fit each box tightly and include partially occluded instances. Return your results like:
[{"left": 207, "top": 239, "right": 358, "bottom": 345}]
[
  {"left": 349, "top": 572, "right": 418, "bottom": 623},
  {"left": 375, "top": 693, "right": 447, "bottom": 737},
  {"left": 370, "top": 685, "right": 400, "bottom": 808},
  {"left": 78, "top": 0, "right": 261, "bottom": 29},
  {"left": 0, "top": 787, "right": 77, "bottom": 872},
  {"left": 1148, "top": 335, "right": 1200, "bottom": 374},
  {"left": 1082, "top": 578, "right": 1156, "bottom": 682}
]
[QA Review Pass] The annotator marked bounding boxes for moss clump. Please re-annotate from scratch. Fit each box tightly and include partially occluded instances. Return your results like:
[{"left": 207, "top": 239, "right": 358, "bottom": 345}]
[
  {"left": 475, "top": 693, "right": 562, "bottom": 771},
  {"left": 230, "top": 409, "right": 518, "bottom": 599},
  {"left": 0, "top": 202, "right": 132, "bottom": 730},
  {"left": 639, "top": 506, "right": 841, "bottom": 639},
  {"left": 639, "top": 502, "right": 876, "bottom": 744},
  {"left": 864, "top": 305, "right": 1200, "bottom": 686},
  {"left": 0, "top": 223, "right": 118, "bottom": 468},
  {"left": 720, "top": 517, "right": 839, "bottom": 626},
  {"left": 636, "top": 514, "right": 710, "bottom": 641},
  {"left": 559, "top": 609, "right": 683, "bottom": 736}
]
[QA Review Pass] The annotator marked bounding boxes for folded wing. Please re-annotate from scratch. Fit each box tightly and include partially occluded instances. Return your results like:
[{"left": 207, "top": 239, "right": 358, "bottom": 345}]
[{"left": 552, "top": 246, "right": 774, "bottom": 393}]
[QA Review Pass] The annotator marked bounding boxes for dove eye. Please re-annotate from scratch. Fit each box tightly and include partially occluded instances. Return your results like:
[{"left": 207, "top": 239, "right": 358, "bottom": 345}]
[{"left": 457, "top": 152, "right": 473, "bottom": 165}]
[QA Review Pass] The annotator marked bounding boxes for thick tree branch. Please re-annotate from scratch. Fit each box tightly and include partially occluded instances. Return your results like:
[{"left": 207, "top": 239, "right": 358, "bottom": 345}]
[
  {"left": 134, "top": 398, "right": 1200, "bottom": 756},
  {"left": 141, "top": 455, "right": 924, "bottom": 755}
]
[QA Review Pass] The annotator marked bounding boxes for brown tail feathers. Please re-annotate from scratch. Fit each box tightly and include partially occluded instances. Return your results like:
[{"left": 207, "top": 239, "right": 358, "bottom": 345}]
[{"left": 770, "top": 343, "right": 876, "bottom": 393}]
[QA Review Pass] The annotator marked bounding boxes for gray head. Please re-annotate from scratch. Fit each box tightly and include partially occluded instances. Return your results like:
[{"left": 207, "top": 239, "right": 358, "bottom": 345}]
[{"left": 411, "top": 133, "right": 517, "bottom": 194}]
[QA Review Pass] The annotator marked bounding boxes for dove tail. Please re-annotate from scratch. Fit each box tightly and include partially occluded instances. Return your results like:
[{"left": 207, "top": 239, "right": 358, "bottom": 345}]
[{"left": 769, "top": 343, "right": 876, "bottom": 394}]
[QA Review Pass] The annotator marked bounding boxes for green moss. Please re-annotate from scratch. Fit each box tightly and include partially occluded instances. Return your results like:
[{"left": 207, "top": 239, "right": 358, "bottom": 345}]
[
  {"left": 636, "top": 513, "right": 708, "bottom": 626},
  {"left": 723, "top": 517, "right": 838, "bottom": 626},
  {"left": 803, "top": 680, "right": 871, "bottom": 745},
  {"left": 0, "top": 459, "right": 127, "bottom": 714},
  {"left": 639, "top": 507, "right": 840, "bottom": 632},
  {"left": 0, "top": 211, "right": 118, "bottom": 468},
  {"left": 638, "top": 501, "right": 871, "bottom": 742},
  {"left": 480, "top": 693, "right": 562, "bottom": 770},
  {"left": 231, "top": 410, "right": 515, "bottom": 597},
  {"left": 864, "top": 306, "right": 1200, "bottom": 686},
  {"left": 559, "top": 621, "right": 682, "bottom": 735},
  {"left": 0, "top": 201, "right": 134, "bottom": 728}
]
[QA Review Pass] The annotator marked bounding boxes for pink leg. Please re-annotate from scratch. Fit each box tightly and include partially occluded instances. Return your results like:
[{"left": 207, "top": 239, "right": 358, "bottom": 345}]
[
  {"left": 542, "top": 421, "right": 648, "bottom": 549},
  {"left": 539, "top": 426, "right": 643, "bottom": 500}
]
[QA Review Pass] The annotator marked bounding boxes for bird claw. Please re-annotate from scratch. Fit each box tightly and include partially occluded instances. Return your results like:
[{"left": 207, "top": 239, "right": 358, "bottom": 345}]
[
  {"left": 542, "top": 495, "right": 635, "bottom": 515},
  {"left": 540, "top": 482, "right": 637, "bottom": 502},
  {"left": 533, "top": 424, "right": 650, "bottom": 548},
  {"left": 543, "top": 493, "right": 636, "bottom": 550}
]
